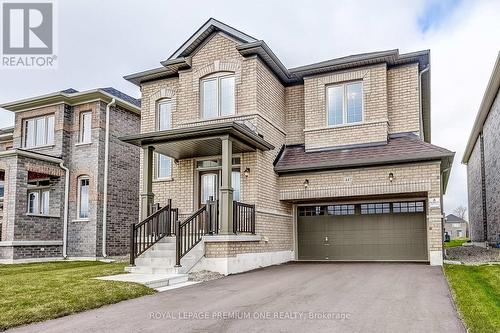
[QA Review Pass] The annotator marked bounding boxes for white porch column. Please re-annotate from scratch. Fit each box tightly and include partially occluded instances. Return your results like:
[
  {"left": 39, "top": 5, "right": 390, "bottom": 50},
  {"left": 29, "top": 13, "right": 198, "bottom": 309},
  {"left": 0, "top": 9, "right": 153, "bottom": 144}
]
[
  {"left": 219, "top": 136, "right": 233, "bottom": 234},
  {"left": 140, "top": 146, "right": 154, "bottom": 221}
]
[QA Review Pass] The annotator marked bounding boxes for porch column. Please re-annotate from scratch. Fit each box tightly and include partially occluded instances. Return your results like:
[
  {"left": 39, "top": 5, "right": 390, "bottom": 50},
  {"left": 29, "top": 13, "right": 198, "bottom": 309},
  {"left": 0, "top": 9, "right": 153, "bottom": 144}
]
[
  {"left": 219, "top": 136, "right": 233, "bottom": 234},
  {"left": 140, "top": 146, "right": 154, "bottom": 221}
]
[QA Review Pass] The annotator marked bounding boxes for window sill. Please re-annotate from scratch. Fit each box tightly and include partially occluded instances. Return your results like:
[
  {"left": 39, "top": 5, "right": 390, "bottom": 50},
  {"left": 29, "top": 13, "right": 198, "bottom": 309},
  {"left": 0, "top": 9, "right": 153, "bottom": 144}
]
[
  {"left": 153, "top": 177, "right": 173, "bottom": 183},
  {"left": 75, "top": 142, "right": 92, "bottom": 147},
  {"left": 72, "top": 218, "right": 90, "bottom": 222},
  {"left": 26, "top": 213, "right": 60, "bottom": 218},
  {"left": 23, "top": 144, "right": 55, "bottom": 150}
]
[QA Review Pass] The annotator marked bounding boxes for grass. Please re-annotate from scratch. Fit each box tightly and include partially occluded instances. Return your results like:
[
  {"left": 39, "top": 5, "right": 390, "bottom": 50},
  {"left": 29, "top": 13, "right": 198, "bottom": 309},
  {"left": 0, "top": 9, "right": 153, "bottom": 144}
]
[
  {"left": 444, "top": 264, "right": 500, "bottom": 333},
  {"left": 444, "top": 238, "right": 469, "bottom": 248},
  {"left": 0, "top": 261, "right": 155, "bottom": 331}
]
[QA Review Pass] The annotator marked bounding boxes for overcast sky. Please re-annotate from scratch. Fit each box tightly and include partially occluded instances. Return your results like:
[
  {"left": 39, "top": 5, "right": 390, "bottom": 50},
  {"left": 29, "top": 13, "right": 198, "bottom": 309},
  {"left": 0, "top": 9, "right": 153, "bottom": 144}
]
[{"left": 1, "top": 0, "right": 499, "bottom": 215}]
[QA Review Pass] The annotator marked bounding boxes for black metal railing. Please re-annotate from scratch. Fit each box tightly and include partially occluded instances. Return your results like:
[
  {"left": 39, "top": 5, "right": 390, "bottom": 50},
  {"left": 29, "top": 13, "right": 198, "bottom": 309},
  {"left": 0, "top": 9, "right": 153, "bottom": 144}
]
[
  {"left": 129, "top": 199, "right": 178, "bottom": 265},
  {"left": 233, "top": 201, "right": 256, "bottom": 234},
  {"left": 175, "top": 198, "right": 218, "bottom": 266}
]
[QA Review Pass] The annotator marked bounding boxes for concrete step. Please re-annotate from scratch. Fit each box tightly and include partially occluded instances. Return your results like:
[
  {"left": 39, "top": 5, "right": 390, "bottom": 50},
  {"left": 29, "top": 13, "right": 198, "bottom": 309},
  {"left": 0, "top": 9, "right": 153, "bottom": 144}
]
[
  {"left": 141, "top": 249, "right": 176, "bottom": 258},
  {"left": 96, "top": 273, "right": 188, "bottom": 290},
  {"left": 127, "top": 265, "right": 179, "bottom": 275},
  {"left": 135, "top": 257, "right": 176, "bottom": 266}
]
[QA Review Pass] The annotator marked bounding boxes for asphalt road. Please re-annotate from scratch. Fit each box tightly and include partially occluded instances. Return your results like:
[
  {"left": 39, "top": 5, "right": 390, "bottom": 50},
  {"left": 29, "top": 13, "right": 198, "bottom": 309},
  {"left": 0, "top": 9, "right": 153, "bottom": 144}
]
[{"left": 9, "top": 263, "right": 465, "bottom": 333}]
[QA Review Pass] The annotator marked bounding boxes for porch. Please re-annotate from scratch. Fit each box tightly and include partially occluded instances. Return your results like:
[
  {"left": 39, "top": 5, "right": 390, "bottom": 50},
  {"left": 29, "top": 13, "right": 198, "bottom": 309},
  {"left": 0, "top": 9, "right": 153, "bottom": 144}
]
[{"left": 121, "top": 121, "right": 273, "bottom": 269}]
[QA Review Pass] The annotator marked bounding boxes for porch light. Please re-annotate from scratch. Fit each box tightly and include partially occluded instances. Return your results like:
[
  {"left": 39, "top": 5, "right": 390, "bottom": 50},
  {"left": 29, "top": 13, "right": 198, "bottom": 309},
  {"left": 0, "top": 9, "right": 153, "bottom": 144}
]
[
  {"left": 303, "top": 179, "right": 309, "bottom": 189},
  {"left": 243, "top": 168, "right": 250, "bottom": 178},
  {"left": 389, "top": 172, "right": 394, "bottom": 182}
]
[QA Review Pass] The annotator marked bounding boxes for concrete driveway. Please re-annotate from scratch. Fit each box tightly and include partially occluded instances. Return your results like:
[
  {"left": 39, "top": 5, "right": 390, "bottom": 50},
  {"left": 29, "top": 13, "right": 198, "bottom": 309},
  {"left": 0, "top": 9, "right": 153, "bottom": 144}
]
[{"left": 9, "top": 263, "right": 464, "bottom": 333}]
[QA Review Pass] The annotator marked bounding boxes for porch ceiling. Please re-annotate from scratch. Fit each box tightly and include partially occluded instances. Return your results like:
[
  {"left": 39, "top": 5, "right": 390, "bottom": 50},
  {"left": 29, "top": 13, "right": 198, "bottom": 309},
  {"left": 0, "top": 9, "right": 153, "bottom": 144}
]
[{"left": 120, "top": 122, "right": 274, "bottom": 160}]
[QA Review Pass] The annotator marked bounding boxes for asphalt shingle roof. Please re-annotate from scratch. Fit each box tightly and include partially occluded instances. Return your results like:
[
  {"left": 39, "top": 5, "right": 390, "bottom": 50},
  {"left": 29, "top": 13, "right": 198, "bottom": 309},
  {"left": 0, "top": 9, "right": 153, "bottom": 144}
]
[{"left": 274, "top": 134, "right": 454, "bottom": 173}]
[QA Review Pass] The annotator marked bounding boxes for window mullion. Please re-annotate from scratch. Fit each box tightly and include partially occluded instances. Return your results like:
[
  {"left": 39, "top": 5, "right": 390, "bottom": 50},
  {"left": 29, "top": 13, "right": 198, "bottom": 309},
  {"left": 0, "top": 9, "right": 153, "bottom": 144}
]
[
  {"left": 217, "top": 77, "right": 221, "bottom": 117},
  {"left": 343, "top": 85, "right": 347, "bottom": 124}
]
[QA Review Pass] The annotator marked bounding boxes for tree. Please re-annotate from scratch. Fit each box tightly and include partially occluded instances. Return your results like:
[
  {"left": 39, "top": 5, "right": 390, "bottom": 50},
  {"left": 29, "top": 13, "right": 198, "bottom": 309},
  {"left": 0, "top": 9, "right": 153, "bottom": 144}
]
[{"left": 453, "top": 205, "right": 467, "bottom": 220}]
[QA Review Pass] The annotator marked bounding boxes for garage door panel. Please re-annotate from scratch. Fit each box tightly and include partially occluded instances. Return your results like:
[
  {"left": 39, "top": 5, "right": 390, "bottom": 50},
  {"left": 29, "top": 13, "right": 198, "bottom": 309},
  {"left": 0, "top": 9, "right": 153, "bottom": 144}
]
[{"left": 298, "top": 202, "right": 428, "bottom": 261}]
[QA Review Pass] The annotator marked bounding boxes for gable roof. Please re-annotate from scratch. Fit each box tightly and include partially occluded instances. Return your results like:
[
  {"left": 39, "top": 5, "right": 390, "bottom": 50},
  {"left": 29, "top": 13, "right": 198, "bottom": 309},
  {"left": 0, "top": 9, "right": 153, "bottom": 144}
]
[
  {"left": 445, "top": 214, "right": 467, "bottom": 223},
  {"left": 0, "top": 88, "right": 141, "bottom": 113},
  {"left": 274, "top": 134, "right": 454, "bottom": 193},
  {"left": 462, "top": 52, "right": 500, "bottom": 164}
]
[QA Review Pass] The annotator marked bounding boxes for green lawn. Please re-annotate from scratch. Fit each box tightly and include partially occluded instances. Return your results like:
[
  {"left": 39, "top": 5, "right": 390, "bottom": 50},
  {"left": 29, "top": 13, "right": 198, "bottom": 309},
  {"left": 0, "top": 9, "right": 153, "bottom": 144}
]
[
  {"left": 0, "top": 261, "right": 154, "bottom": 331},
  {"left": 444, "top": 238, "right": 469, "bottom": 248},
  {"left": 444, "top": 264, "right": 500, "bottom": 333}
]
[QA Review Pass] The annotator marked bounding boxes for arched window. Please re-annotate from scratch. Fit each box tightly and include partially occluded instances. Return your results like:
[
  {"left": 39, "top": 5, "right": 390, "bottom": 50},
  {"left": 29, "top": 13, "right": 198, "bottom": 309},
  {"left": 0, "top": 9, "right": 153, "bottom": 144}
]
[
  {"left": 156, "top": 99, "right": 172, "bottom": 131},
  {"left": 77, "top": 175, "right": 90, "bottom": 219},
  {"left": 200, "top": 72, "right": 235, "bottom": 119}
]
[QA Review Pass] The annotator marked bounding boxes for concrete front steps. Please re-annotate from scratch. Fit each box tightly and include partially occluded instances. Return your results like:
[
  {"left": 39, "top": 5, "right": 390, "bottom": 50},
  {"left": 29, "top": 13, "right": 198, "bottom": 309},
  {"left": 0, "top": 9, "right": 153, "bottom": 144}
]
[
  {"left": 96, "top": 272, "right": 195, "bottom": 291},
  {"left": 117, "top": 236, "right": 205, "bottom": 290}
]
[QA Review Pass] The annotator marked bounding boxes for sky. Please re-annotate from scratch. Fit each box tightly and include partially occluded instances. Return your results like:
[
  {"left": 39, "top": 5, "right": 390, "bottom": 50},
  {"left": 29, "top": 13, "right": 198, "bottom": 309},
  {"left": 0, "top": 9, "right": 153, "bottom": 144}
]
[{"left": 0, "top": 0, "right": 499, "bottom": 216}]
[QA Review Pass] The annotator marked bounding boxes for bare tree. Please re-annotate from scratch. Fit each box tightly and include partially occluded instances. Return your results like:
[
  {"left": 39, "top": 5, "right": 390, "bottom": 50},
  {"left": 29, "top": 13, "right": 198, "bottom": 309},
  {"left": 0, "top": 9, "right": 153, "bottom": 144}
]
[{"left": 453, "top": 205, "right": 467, "bottom": 220}]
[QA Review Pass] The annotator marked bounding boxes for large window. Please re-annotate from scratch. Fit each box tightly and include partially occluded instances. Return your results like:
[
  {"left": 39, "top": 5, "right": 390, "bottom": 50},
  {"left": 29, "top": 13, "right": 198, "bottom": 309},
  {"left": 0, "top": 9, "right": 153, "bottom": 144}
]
[
  {"left": 24, "top": 114, "right": 55, "bottom": 148},
  {"left": 201, "top": 74, "right": 235, "bottom": 119},
  {"left": 79, "top": 112, "right": 92, "bottom": 143},
  {"left": 27, "top": 189, "right": 50, "bottom": 215},
  {"left": 327, "top": 82, "right": 363, "bottom": 126},
  {"left": 77, "top": 176, "right": 90, "bottom": 219},
  {"left": 157, "top": 100, "right": 172, "bottom": 131}
]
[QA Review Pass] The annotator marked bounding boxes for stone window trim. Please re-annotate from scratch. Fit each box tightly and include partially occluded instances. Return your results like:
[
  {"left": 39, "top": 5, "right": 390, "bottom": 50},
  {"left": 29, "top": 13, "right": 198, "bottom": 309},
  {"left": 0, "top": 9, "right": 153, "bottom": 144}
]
[
  {"left": 192, "top": 60, "right": 241, "bottom": 87},
  {"left": 150, "top": 88, "right": 177, "bottom": 130},
  {"left": 325, "top": 80, "right": 364, "bottom": 127}
]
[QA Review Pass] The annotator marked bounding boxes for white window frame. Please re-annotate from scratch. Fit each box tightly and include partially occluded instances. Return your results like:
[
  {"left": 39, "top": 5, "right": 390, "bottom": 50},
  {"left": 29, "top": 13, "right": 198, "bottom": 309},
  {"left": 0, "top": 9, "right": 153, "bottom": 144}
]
[
  {"left": 154, "top": 153, "right": 172, "bottom": 181},
  {"left": 23, "top": 114, "right": 55, "bottom": 148},
  {"left": 27, "top": 188, "right": 50, "bottom": 215},
  {"left": 156, "top": 99, "right": 172, "bottom": 131},
  {"left": 326, "top": 81, "right": 364, "bottom": 127},
  {"left": 77, "top": 176, "right": 90, "bottom": 220},
  {"left": 200, "top": 72, "right": 235, "bottom": 119},
  {"left": 79, "top": 111, "right": 92, "bottom": 144}
]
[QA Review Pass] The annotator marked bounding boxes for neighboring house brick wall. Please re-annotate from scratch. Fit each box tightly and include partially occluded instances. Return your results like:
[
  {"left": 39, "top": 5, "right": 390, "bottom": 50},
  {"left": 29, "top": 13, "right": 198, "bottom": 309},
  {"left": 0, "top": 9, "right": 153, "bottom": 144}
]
[
  {"left": 284, "top": 85, "right": 305, "bottom": 145},
  {"left": 467, "top": 139, "right": 484, "bottom": 242},
  {"left": 387, "top": 64, "right": 420, "bottom": 135},
  {"left": 480, "top": 89, "right": 500, "bottom": 244}
]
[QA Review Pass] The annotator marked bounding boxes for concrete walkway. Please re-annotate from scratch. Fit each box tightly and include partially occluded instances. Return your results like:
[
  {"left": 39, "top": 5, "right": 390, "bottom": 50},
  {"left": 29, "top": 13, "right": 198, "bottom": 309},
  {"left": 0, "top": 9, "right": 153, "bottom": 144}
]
[{"left": 9, "top": 263, "right": 465, "bottom": 333}]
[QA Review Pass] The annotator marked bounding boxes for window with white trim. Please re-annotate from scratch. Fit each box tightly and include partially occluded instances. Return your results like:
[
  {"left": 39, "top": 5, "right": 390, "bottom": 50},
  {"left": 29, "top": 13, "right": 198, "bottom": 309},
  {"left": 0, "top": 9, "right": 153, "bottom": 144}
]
[
  {"left": 361, "top": 203, "right": 390, "bottom": 214},
  {"left": 155, "top": 153, "right": 171, "bottom": 180},
  {"left": 157, "top": 99, "right": 172, "bottom": 131},
  {"left": 24, "top": 114, "right": 55, "bottom": 148},
  {"left": 327, "top": 82, "right": 363, "bottom": 126},
  {"left": 27, "top": 188, "right": 50, "bottom": 215},
  {"left": 201, "top": 73, "right": 235, "bottom": 119},
  {"left": 79, "top": 112, "right": 92, "bottom": 143},
  {"left": 77, "top": 176, "right": 90, "bottom": 219}
]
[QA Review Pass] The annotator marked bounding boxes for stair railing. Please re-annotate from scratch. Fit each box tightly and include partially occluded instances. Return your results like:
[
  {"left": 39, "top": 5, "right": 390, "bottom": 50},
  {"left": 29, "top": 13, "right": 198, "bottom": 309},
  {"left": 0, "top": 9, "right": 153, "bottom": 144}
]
[
  {"left": 233, "top": 201, "right": 256, "bottom": 234},
  {"left": 129, "top": 199, "right": 178, "bottom": 266}
]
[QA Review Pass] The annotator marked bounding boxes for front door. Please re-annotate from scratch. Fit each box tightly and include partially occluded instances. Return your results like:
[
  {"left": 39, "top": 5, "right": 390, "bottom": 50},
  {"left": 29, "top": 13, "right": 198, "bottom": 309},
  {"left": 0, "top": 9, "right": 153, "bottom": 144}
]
[{"left": 199, "top": 171, "right": 219, "bottom": 206}]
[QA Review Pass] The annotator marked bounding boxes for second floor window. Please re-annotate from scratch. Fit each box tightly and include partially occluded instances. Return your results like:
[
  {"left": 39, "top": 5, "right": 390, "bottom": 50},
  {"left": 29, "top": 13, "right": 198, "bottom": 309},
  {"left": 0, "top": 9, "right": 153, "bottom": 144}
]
[
  {"left": 79, "top": 112, "right": 92, "bottom": 143},
  {"left": 24, "top": 114, "right": 55, "bottom": 148},
  {"left": 157, "top": 100, "right": 172, "bottom": 131},
  {"left": 327, "top": 82, "right": 363, "bottom": 126},
  {"left": 201, "top": 74, "right": 235, "bottom": 119}
]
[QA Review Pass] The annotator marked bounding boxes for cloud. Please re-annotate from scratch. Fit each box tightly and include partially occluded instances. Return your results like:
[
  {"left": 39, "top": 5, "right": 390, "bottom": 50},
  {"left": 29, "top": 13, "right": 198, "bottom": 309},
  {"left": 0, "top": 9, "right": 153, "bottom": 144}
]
[{"left": 1, "top": 0, "right": 498, "bottom": 215}]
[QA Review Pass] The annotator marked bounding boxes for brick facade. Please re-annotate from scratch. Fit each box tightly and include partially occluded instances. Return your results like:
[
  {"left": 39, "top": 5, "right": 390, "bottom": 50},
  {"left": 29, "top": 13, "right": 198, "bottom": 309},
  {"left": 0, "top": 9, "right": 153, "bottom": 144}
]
[
  {"left": 137, "top": 29, "right": 445, "bottom": 265},
  {"left": 467, "top": 89, "right": 500, "bottom": 244},
  {"left": 0, "top": 94, "right": 140, "bottom": 262}
]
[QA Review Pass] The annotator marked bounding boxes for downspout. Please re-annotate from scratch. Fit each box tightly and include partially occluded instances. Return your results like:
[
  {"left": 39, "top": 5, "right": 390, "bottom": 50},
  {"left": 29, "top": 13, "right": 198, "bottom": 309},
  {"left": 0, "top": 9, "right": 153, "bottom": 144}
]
[
  {"left": 419, "top": 65, "right": 430, "bottom": 140},
  {"left": 102, "top": 98, "right": 116, "bottom": 258},
  {"left": 59, "top": 161, "right": 69, "bottom": 258},
  {"left": 440, "top": 166, "right": 451, "bottom": 261}
]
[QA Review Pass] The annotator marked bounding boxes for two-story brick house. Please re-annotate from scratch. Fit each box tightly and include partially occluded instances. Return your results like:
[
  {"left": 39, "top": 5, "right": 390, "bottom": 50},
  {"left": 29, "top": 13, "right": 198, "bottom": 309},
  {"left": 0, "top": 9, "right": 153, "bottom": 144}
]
[
  {"left": 0, "top": 88, "right": 141, "bottom": 263},
  {"left": 122, "top": 19, "right": 454, "bottom": 275}
]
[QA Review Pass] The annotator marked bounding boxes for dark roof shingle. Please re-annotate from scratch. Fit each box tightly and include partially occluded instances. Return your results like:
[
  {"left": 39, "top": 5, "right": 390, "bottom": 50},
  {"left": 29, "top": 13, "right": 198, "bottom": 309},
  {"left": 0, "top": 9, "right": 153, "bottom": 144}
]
[
  {"left": 274, "top": 135, "right": 454, "bottom": 173},
  {"left": 100, "top": 87, "right": 141, "bottom": 107}
]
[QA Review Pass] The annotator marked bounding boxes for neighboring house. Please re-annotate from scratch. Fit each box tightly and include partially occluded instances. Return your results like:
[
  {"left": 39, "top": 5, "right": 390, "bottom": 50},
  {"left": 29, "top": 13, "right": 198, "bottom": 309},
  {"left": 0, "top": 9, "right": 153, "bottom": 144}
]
[
  {"left": 0, "top": 127, "right": 14, "bottom": 235},
  {"left": 463, "top": 52, "right": 500, "bottom": 246},
  {"left": 122, "top": 18, "right": 454, "bottom": 275},
  {"left": 0, "top": 88, "right": 141, "bottom": 263},
  {"left": 444, "top": 214, "right": 468, "bottom": 239}
]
